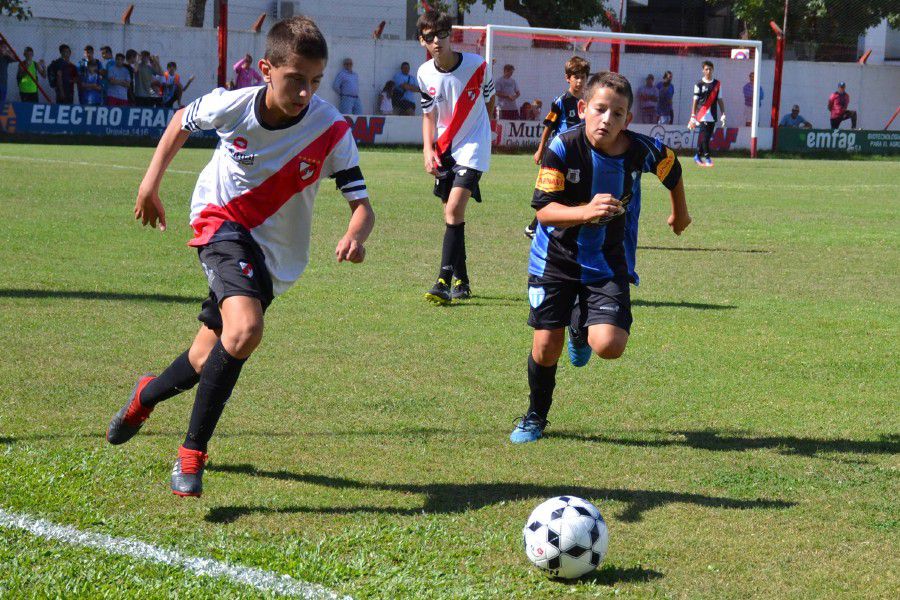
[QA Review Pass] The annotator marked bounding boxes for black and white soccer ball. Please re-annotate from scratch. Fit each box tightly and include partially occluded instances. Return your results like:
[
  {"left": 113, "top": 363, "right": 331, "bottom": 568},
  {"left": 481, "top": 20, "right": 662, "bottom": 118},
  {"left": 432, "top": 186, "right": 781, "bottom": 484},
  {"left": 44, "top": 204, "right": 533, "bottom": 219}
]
[{"left": 522, "top": 495, "right": 609, "bottom": 579}]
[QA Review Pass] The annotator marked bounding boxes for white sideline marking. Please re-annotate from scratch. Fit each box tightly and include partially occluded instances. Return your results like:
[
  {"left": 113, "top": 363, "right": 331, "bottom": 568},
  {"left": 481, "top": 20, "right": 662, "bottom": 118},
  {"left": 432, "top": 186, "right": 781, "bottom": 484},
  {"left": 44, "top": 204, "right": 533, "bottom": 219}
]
[
  {"left": 0, "top": 508, "right": 350, "bottom": 599},
  {"left": 0, "top": 154, "right": 197, "bottom": 175}
]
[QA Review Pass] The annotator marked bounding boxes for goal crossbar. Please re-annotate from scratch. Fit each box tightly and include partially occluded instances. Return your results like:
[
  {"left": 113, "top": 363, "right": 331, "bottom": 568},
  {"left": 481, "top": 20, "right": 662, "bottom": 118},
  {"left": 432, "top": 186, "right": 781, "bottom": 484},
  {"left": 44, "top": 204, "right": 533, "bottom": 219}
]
[{"left": 455, "top": 24, "right": 764, "bottom": 156}]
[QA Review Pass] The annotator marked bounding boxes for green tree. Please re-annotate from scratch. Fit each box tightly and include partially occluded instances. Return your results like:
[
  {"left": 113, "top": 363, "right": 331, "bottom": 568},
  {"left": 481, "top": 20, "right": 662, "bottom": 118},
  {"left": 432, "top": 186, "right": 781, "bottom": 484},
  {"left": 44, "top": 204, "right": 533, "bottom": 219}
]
[
  {"left": 0, "top": 0, "right": 31, "bottom": 20},
  {"left": 712, "top": 0, "right": 899, "bottom": 47},
  {"left": 457, "top": 0, "right": 610, "bottom": 30}
]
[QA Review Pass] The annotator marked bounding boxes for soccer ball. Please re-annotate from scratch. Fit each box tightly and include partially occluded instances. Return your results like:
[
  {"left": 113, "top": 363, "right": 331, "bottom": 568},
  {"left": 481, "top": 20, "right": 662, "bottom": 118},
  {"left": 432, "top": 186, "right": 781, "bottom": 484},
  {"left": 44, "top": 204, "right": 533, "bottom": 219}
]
[{"left": 522, "top": 495, "right": 608, "bottom": 579}]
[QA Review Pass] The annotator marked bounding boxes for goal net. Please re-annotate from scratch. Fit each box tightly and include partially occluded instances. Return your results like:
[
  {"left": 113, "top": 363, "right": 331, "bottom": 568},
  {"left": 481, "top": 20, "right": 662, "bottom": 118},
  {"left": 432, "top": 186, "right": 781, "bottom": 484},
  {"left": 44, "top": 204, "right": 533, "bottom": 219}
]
[{"left": 452, "top": 25, "right": 763, "bottom": 156}]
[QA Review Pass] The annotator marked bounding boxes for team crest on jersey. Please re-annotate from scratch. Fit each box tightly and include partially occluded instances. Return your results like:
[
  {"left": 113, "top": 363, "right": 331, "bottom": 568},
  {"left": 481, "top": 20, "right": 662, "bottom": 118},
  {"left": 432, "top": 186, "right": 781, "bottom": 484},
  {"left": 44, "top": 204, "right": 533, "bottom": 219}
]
[
  {"left": 566, "top": 169, "right": 580, "bottom": 183},
  {"left": 528, "top": 286, "right": 546, "bottom": 309},
  {"left": 239, "top": 261, "right": 254, "bottom": 278},
  {"left": 568, "top": 109, "right": 576, "bottom": 117},
  {"left": 467, "top": 89, "right": 477, "bottom": 101},
  {"left": 297, "top": 156, "right": 321, "bottom": 181}
]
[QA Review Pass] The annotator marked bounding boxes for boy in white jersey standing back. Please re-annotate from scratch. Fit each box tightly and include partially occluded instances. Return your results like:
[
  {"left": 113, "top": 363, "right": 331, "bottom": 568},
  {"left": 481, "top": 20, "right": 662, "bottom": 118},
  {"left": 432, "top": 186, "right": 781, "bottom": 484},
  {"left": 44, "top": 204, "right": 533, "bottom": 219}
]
[
  {"left": 105, "top": 16, "right": 375, "bottom": 497},
  {"left": 417, "top": 10, "right": 495, "bottom": 304}
]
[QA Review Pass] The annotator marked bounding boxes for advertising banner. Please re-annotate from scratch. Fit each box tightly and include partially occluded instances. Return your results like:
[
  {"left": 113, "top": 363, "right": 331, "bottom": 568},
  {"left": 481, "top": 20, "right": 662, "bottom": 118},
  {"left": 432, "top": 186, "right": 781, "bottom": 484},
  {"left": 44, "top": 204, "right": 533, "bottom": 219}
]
[{"left": 777, "top": 128, "right": 900, "bottom": 154}]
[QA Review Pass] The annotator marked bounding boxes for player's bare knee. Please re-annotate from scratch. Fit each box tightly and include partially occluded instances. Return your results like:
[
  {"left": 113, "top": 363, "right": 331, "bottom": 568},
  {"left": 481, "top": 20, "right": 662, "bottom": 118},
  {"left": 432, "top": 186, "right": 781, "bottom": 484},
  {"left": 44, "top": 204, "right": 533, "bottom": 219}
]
[
  {"left": 588, "top": 328, "right": 628, "bottom": 360},
  {"left": 222, "top": 319, "right": 264, "bottom": 358},
  {"left": 532, "top": 330, "right": 565, "bottom": 365}
]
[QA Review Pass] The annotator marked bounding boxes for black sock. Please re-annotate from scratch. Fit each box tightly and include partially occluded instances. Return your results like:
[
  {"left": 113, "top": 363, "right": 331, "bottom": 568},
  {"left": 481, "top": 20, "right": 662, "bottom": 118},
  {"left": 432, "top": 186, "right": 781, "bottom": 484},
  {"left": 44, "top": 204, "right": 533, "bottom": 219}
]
[
  {"left": 452, "top": 221, "right": 468, "bottom": 284},
  {"left": 183, "top": 341, "right": 246, "bottom": 452},
  {"left": 527, "top": 354, "right": 557, "bottom": 420},
  {"left": 140, "top": 350, "right": 200, "bottom": 408},
  {"left": 438, "top": 222, "right": 464, "bottom": 283}
]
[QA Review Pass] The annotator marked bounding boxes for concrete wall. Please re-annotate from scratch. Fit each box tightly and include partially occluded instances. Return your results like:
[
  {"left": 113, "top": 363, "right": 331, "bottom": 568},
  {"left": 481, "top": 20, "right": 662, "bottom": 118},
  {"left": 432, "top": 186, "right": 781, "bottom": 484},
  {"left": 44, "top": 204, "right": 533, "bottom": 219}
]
[{"left": 2, "top": 15, "right": 898, "bottom": 130}]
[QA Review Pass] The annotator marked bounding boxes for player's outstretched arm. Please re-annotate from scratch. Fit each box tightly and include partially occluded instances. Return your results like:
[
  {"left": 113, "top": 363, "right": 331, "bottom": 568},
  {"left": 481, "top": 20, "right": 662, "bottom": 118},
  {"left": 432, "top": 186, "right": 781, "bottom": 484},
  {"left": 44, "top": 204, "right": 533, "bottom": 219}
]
[
  {"left": 666, "top": 178, "right": 691, "bottom": 236},
  {"left": 335, "top": 198, "right": 375, "bottom": 263},
  {"left": 135, "top": 107, "right": 190, "bottom": 231}
]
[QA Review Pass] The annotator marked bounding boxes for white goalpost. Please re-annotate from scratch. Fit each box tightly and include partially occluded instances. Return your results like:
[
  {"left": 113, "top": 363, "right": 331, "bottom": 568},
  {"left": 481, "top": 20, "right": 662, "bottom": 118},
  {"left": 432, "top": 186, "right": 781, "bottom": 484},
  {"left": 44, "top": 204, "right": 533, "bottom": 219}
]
[{"left": 453, "top": 24, "right": 764, "bottom": 157}]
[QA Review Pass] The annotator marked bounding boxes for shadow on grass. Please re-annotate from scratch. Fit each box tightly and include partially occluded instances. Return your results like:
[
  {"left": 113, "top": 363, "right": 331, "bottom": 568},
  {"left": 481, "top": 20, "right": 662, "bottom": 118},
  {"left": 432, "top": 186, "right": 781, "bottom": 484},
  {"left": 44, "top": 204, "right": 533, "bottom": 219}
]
[
  {"left": 205, "top": 465, "right": 794, "bottom": 524},
  {"left": 450, "top": 295, "right": 735, "bottom": 311},
  {"left": 576, "top": 564, "right": 664, "bottom": 585},
  {"left": 553, "top": 429, "right": 900, "bottom": 458},
  {"left": 0, "top": 288, "right": 199, "bottom": 304},
  {"left": 639, "top": 245, "right": 771, "bottom": 254}
]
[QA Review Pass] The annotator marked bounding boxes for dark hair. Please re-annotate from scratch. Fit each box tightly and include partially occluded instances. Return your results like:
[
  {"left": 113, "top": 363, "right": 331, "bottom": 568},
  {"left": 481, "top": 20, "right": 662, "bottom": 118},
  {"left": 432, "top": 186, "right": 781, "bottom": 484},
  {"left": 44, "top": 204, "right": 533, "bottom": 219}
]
[
  {"left": 265, "top": 16, "right": 328, "bottom": 65},
  {"left": 401, "top": 61, "right": 409, "bottom": 68},
  {"left": 101, "top": 45, "right": 112, "bottom": 53},
  {"left": 564, "top": 56, "right": 590, "bottom": 78},
  {"left": 583, "top": 71, "right": 634, "bottom": 110},
  {"left": 416, "top": 9, "right": 452, "bottom": 37},
  {"left": 125, "top": 49, "right": 137, "bottom": 60},
  {"left": 24, "top": 46, "right": 33, "bottom": 53},
  {"left": 382, "top": 80, "right": 395, "bottom": 92},
  {"left": 167, "top": 61, "right": 177, "bottom": 70},
  {"left": 115, "top": 53, "right": 125, "bottom": 60},
  {"left": 702, "top": 60, "right": 714, "bottom": 69},
  {"left": 84, "top": 45, "right": 93, "bottom": 52},
  {"left": 59, "top": 44, "right": 70, "bottom": 54}
]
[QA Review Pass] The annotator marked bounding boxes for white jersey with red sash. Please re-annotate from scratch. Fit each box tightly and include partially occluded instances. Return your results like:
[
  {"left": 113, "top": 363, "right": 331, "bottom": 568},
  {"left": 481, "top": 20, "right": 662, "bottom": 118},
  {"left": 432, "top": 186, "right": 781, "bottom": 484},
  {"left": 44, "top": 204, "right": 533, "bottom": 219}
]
[
  {"left": 181, "top": 86, "right": 367, "bottom": 295},
  {"left": 417, "top": 51, "right": 495, "bottom": 171},
  {"left": 693, "top": 78, "right": 721, "bottom": 122}
]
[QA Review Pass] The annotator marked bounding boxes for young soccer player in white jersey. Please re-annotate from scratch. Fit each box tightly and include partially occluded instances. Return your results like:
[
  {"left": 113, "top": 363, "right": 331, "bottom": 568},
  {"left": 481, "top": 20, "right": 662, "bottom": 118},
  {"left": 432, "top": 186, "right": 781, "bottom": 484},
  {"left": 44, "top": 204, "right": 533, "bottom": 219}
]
[
  {"left": 417, "top": 9, "right": 495, "bottom": 304},
  {"left": 688, "top": 60, "right": 726, "bottom": 167},
  {"left": 105, "top": 16, "right": 375, "bottom": 497}
]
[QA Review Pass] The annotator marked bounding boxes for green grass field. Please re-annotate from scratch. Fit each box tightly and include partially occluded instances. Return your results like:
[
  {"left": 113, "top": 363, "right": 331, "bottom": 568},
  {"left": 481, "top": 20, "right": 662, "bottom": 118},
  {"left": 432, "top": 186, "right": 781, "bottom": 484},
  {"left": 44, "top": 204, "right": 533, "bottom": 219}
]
[{"left": 0, "top": 144, "right": 897, "bottom": 599}]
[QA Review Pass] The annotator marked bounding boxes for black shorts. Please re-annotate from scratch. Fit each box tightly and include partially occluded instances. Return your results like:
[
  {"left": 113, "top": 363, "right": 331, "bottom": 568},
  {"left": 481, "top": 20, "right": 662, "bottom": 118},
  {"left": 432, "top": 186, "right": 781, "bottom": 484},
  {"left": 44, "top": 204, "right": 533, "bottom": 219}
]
[
  {"left": 433, "top": 162, "right": 483, "bottom": 203},
  {"left": 527, "top": 275, "right": 632, "bottom": 333},
  {"left": 196, "top": 229, "right": 274, "bottom": 330}
]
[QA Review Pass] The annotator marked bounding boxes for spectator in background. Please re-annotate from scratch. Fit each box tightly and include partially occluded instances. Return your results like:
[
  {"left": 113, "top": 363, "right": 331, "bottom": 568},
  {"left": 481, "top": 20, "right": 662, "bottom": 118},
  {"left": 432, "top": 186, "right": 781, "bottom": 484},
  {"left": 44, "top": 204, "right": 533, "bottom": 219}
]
[
  {"left": 158, "top": 61, "right": 193, "bottom": 108},
  {"left": 780, "top": 104, "right": 812, "bottom": 128},
  {"left": 233, "top": 53, "right": 262, "bottom": 89},
  {"left": 376, "top": 80, "right": 395, "bottom": 115},
  {"left": 391, "top": 61, "right": 418, "bottom": 116},
  {"left": 656, "top": 70, "right": 674, "bottom": 124},
  {"left": 105, "top": 52, "right": 131, "bottom": 107},
  {"left": 0, "top": 43, "right": 16, "bottom": 106},
  {"left": 79, "top": 60, "right": 103, "bottom": 106},
  {"left": 637, "top": 73, "right": 658, "bottom": 123},
  {"left": 125, "top": 49, "right": 138, "bottom": 103},
  {"left": 828, "top": 82, "right": 857, "bottom": 129},
  {"left": 742, "top": 71, "right": 763, "bottom": 126},
  {"left": 495, "top": 63, "right": 520, "bottom": 119},
  {"left": 99, "top": 45, "right": 114, "bottom": 101},
  {"left": 528, "top": 98, "right": 543, "bottom": 120},
  {"left": 16, "top": 46, "right": 46, "bottom": 103},
  {"left": 133, "top": 50, "right": 162, "bottom": 106},
  {"left": 76, "top": 45, "right": 101, "bottom": 105},
  {"left": 47, "top": 44, "right": 78, "bottom": 104},
  {"left": 518, "top": 101, "right": 532, "bottom": 120},
  {"left": 332, "top": 57, "right": 362, "bottom": 114}
]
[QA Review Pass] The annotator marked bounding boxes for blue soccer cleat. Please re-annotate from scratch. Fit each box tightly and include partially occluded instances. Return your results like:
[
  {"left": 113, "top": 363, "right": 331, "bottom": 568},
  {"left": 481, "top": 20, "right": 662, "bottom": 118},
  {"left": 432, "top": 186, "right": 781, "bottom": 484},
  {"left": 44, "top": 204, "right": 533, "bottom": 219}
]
[
  {"left": 703, "top": 156, "right": 714, "bottom": 167},
  {"left": 510, "top": 412, "right": 548, "bottom": 444},
  {"left": 568, "top": 324, "right": 592, "bottom": 367},
  {"left": 693, "top": 153, "right": 703, "bottom": 166}
]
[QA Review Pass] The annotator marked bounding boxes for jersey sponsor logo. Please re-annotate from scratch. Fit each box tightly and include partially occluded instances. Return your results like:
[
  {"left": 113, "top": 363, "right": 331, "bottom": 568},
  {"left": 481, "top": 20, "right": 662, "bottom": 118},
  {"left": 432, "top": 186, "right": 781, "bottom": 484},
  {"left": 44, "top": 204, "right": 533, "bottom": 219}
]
[
  {"left": 233, "top": 136, "right": 248, "bottom": 151},
  {"left": 566, "top": 168, "right": 580, "bottom": 183},
  {"left": 656, "top": 147, "right": 675, "bottom": 180},
  {"left": 535, "top": 168, "right": 565, "bottom": 193},
  {"left": 528, "top": 286, "right": 546, "bottom": 309},
  {"left": 227, "top": 136, "right": 255, "bottom": 165},
  {"left": 239, "top": 260, "right": 254, "bottom": 278}
]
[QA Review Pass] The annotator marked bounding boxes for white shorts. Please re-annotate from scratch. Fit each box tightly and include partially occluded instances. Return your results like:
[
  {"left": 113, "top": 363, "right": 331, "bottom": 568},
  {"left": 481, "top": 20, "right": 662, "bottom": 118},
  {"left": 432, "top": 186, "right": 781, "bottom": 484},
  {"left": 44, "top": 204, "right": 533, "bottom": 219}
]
[{"left": 744, "top": 104, "right": 754, "bottom": 124}]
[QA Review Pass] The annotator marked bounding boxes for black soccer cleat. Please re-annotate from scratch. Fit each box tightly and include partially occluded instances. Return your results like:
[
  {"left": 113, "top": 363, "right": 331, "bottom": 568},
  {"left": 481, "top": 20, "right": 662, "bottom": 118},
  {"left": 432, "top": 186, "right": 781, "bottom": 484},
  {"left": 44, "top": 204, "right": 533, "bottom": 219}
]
[
  {"left": 171, "top": 446, "right": 208, "bottom": 497},
  {"left": 424, "top": 278, "right": 452, "bottom": 305},
  {"left": 450, "top": 278, "right": 471, "bottom": 301},
  {"left": 523, "top": 224, "right": 536, "bottom": 240},
  {"left": 106, "top": 374, "right": 156, "bottom": 445}
]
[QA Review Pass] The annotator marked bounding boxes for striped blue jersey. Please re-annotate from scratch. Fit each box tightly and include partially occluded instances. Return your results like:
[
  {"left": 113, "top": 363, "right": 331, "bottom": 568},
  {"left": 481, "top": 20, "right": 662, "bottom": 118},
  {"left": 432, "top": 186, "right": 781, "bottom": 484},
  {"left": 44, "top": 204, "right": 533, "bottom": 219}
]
[
  {"left": 543, "top": 91, "right": 582, "bottom": 137},
  {"left": 529, "top": 126, "right": 682, "bottom": 284}
]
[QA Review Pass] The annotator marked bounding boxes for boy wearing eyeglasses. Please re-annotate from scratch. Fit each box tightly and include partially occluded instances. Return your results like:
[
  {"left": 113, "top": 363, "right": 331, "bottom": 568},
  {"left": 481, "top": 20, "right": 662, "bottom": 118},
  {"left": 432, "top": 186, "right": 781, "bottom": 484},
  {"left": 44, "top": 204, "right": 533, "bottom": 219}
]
[{"left": 417, "top": 9, "right": 495, "bottom": 304}]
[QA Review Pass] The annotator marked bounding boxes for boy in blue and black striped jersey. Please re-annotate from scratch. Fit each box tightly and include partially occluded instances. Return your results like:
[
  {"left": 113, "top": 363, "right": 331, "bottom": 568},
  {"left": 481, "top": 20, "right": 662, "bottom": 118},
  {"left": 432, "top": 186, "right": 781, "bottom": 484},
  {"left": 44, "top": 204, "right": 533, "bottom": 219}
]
[
  {"left": 525, "top": 56, "right": 590, "bottom": 239},
  {"left": 511, "top": 72, "right": 692, "bottom": 444}
]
